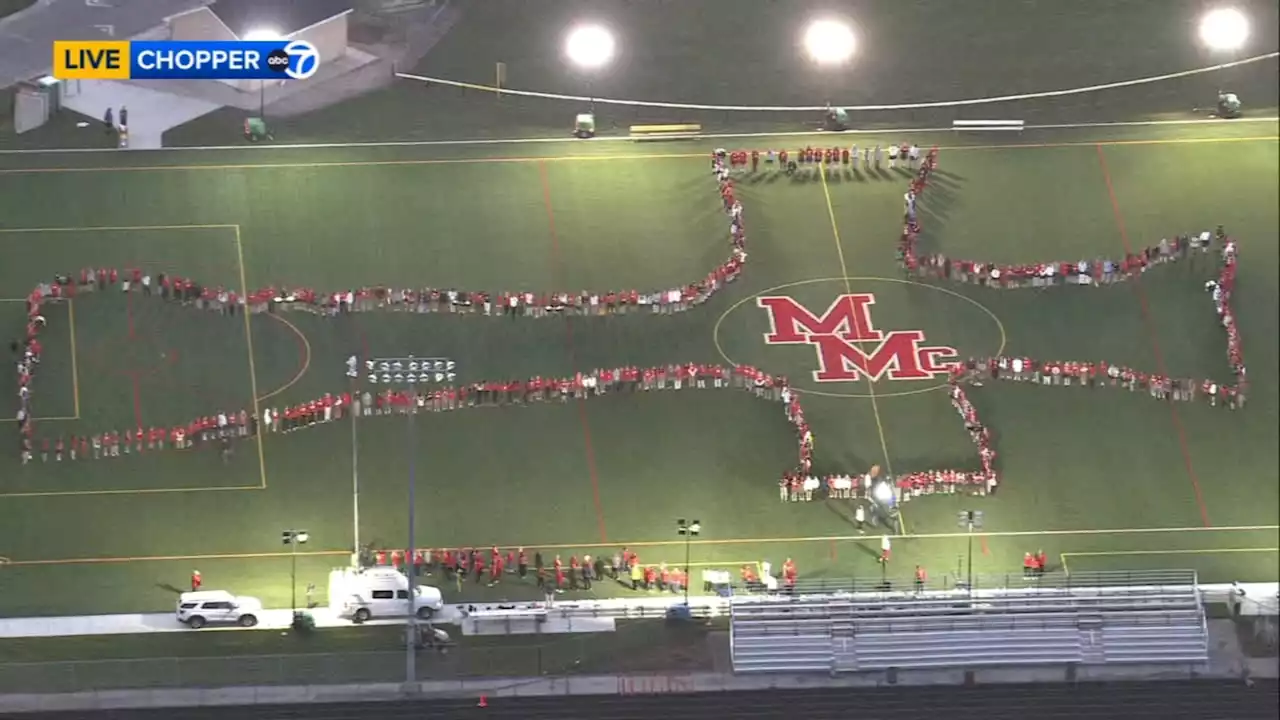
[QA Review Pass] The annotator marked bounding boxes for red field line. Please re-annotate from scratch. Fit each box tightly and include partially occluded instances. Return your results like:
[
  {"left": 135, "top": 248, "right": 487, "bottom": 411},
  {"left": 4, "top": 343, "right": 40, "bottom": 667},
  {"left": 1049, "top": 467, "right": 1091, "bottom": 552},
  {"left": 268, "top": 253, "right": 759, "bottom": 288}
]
[
  {"left": 1095, "top": 143, "right": 1210, "bottom": 528},
  {"left": 538, "top": 160, "right": 608, "bottom": 544}
]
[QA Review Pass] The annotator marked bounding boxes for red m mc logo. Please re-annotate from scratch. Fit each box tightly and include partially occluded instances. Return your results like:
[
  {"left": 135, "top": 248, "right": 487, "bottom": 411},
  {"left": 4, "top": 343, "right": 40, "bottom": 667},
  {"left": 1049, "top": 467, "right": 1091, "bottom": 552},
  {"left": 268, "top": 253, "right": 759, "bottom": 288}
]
[{"left": 757, "top": 294, "right": 960, "bottom": 383}]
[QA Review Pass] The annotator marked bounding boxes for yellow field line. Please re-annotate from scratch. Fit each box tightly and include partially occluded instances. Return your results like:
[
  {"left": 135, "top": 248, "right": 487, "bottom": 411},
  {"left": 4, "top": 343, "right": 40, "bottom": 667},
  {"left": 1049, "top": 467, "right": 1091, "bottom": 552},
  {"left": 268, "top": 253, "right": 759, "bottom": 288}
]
[
  {"left": 1061, "top": 547, "right": 1280, "bottom": 575},
  {"left": 4, "top": 549, "right": 352, "bottom": 567},
  {"left": 0, "top": 416, "right": 77, "bottom": 424},
  {"left": 0, "top": 224, "right": 238, "bottom": 233},
  {"left": 234, "top": 225, "right": 268, "bottom": 491},
  {"left": 817, "top": 164, "right": 904, "bottom": 535},
  {"left": 0, "top": 135, "right": 1273, "bottom": 176},
  {"left": 67, "top": 298, "right": 80, "bottom": 419},
  {"left": 0, "top": 484, "right": 264, "bottom": 499},
  {"left": 256, "top": 313, "right": 312, "bottom": 403}
]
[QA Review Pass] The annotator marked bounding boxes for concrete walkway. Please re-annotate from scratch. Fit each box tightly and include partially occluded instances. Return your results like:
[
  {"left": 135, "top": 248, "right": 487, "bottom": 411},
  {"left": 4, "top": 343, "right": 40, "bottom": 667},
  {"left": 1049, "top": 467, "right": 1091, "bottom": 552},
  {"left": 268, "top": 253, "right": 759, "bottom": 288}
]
[{"left": 58, "top": 80, "right": 221, "bottom": 149}]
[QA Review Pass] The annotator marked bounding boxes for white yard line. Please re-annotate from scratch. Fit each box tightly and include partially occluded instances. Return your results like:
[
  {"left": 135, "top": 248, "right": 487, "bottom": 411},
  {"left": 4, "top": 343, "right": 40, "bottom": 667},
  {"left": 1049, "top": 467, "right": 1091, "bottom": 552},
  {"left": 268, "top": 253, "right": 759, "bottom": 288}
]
[{"left": 0, "top": 116, "right": 1275, "bottom": 156}]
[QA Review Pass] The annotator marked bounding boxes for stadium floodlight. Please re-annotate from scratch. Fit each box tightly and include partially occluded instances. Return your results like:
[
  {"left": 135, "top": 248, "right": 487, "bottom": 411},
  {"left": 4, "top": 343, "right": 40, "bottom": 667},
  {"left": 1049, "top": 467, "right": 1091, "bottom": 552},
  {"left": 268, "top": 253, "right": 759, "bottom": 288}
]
[
  {"left": 1199, "top": 8, "right": 1249, "bottom": 52},
  {"left": 870, "top": 480, "right": 894, "bottom": 505},
  {"left": 564, "top": 24, "right": 616, "bottom": 69},
  {"left": 803, "top": 19, "right": 856, "bottom": 65},
  {"left": 243, "top": 28, "right": 283, "bottom": 42}
]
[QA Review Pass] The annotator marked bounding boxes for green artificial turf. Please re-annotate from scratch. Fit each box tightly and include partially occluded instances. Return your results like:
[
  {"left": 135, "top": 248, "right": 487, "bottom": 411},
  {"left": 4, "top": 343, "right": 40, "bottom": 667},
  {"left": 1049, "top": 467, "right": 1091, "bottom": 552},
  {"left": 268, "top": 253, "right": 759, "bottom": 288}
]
[{"left": 0, "top": 131, "right": 1275, "bottom": 673}]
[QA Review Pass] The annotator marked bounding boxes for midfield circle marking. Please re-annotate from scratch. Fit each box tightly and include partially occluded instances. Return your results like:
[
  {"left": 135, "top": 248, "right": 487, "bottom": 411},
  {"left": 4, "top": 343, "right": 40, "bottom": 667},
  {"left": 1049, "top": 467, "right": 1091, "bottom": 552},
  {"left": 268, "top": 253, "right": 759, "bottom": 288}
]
[{"left": 713, "top": 277, "right": 1007, "bottom": 399}]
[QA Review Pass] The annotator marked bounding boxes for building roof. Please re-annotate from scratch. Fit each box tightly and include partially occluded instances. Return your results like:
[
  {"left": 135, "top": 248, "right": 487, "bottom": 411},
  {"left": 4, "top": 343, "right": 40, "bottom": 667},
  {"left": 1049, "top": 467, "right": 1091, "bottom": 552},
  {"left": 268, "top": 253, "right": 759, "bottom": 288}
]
[
  {"left": 0, "top": 0, "right": 215, "bottom": 87},
  {"left": 205, "top": 0, "right": 353, "bottom": 40}
]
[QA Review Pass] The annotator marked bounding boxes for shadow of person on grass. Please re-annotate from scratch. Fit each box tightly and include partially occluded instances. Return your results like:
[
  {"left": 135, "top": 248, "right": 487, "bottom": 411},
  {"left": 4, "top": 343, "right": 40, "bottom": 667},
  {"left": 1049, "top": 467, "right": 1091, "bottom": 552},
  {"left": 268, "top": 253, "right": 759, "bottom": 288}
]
[{"left": 155, "top": 582, "right": 185, "bottom": 595}]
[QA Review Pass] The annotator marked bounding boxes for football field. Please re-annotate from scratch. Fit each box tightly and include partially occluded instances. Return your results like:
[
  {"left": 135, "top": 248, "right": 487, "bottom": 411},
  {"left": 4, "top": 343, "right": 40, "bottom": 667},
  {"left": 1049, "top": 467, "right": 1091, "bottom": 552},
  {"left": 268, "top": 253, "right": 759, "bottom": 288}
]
[{"left": 1, "top": 122, "right": 1277, "bottom": 618}]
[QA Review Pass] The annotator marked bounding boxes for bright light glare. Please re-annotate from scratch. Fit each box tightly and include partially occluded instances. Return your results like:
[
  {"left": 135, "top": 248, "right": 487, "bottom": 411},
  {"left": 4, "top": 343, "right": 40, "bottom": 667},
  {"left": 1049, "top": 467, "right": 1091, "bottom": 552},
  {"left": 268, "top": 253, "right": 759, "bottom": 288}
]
[
  {"left": 243, "top": 28, "right": 283, "bottom": 42},
  {"left": 871, "top": 481, "right": 893, "bottom": 505},
  {"left": 803, "top": 19, "right": 856, "bottom": 65},
  {"left": 1199, "top": 8, "right": 1249, "bottom": 51},
  {"left": 565, "top": 24, "right": 616, "bottom": 69}
]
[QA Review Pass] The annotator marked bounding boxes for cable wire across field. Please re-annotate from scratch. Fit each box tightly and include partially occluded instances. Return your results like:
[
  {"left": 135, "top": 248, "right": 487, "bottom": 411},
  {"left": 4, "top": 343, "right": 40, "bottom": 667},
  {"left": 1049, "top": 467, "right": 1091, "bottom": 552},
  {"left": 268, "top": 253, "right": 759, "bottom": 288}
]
[{"left": 396, "top": 51, "right": 1279, "bottom": 112}]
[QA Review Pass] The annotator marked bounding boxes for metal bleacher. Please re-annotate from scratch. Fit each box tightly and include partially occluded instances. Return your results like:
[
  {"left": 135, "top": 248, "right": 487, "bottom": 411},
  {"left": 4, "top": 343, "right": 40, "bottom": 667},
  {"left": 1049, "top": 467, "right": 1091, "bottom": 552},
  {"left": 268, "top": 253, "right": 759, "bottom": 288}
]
[{"left": 730, "top": 570, "right": 1209, "bottom": 674}]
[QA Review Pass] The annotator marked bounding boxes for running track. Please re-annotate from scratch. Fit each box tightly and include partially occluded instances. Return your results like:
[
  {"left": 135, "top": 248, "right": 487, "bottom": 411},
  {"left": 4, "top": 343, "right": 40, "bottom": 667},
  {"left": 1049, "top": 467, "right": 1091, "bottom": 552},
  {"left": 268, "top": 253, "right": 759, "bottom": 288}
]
[{"left": 10, "top": 680, "right": 1278, "bottom": 720}]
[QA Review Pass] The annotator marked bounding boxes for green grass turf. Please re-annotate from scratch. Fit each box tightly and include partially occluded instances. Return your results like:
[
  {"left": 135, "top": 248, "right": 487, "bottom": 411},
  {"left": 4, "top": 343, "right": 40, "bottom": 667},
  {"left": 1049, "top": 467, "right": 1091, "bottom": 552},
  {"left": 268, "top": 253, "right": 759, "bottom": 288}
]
[{"left": 0, "top": 130, "right": 1276, "bottom": 631}]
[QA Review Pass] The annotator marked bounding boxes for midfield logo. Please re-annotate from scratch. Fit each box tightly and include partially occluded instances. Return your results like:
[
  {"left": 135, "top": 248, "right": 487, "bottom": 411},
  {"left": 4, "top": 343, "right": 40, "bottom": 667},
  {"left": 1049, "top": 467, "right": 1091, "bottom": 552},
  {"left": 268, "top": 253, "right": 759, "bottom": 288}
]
[{"left": 757, "top": 294, "right": 960, "bottom": 383}]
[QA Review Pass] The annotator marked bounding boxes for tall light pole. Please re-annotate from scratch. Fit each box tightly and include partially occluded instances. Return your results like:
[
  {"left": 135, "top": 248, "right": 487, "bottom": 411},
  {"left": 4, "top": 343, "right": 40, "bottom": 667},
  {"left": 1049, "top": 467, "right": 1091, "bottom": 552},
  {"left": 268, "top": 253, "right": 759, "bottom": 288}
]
[
  {"left": 281, "top": 529, "right": 309, "bottom": 614},
  {"left": 676, "top": 518, "right": 700, "bottom": 605},
  {"left": 344, "top": 354, "right": 362, "bottom": 565},
  {"left": 243, "top": 28, "right": 282, "bottom": 118},
  {"left": 564, "top": 24, "right": 615, "bottom": 114},
  {"left": 957, "top": 510, "right": 983, "bottom": 593},
  {"left": 366, "top": 354, "right": 456, "bottom": 684}
]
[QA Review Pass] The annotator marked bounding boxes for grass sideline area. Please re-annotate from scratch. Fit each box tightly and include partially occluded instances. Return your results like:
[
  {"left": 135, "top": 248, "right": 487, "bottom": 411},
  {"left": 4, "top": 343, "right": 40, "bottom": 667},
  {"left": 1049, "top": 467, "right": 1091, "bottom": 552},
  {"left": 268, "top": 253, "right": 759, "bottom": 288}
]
[{"left": 0, "top": 122, "right": 1276, "bottom": 626}]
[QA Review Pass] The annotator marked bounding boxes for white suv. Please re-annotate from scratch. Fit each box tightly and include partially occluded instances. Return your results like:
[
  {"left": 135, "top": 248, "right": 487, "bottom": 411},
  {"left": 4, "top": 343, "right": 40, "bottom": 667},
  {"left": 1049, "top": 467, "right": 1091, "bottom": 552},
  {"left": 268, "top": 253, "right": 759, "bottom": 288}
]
[{"left": 177, "top": 590, "right": 263, "bottom": 629}]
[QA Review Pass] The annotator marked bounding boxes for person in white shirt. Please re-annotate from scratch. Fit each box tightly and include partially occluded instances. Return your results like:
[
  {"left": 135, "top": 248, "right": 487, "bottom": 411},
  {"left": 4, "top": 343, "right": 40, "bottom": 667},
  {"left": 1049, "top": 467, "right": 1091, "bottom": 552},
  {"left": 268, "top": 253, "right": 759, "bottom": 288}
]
[
  {"left": 873, "top": 145, "right": 883, "bottom": 169},
  {"left": 854, "top": 503, "right": 866, "bottom": 533},
  {"left": 908, "top": 144, "right": 920, "bottom": 169},
  {"left": 887, "top": 143, "right": 899, "bottom": 169}
]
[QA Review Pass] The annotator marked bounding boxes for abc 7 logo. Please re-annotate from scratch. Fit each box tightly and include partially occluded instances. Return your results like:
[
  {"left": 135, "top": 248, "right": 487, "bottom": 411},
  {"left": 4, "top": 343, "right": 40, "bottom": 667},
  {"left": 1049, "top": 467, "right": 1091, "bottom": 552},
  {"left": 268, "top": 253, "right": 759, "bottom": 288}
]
[{"left": 265, "top": 40, "right": 320, "bottom": 81}]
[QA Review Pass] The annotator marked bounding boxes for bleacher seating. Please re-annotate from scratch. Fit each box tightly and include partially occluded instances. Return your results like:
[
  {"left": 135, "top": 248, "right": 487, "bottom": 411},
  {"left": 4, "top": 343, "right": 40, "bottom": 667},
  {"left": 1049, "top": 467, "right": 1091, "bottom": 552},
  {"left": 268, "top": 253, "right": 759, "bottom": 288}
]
[{"left": 730, "top": 571, "right": 1209, "bottom": 674}]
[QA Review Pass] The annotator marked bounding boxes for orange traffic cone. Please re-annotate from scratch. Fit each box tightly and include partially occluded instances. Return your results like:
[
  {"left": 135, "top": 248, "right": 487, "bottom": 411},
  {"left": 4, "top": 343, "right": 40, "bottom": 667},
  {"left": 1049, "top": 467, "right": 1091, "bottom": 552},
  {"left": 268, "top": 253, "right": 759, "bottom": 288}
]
[{"left": 477, "top": 694, "right": 487, "bottom": 708}]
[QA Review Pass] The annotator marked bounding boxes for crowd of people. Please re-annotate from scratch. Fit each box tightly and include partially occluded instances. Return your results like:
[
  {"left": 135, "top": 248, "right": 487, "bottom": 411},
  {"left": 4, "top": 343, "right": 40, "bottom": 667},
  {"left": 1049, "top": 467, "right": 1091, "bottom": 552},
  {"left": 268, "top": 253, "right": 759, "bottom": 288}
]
[
  {"left": 895, "top": 155, "right": 1246, "bottom": 409},
  {"left": 11, "top": 144, "right": 1250, "bottom": 510},
  {"left": 718, "top": 142, "right": 929, "bottom": 176},
  {"left": 11, "top": 152, "right": 754, "bottom": 463},
  {"left": 360, "top": 544, "right": 767, "bottom": 595}
]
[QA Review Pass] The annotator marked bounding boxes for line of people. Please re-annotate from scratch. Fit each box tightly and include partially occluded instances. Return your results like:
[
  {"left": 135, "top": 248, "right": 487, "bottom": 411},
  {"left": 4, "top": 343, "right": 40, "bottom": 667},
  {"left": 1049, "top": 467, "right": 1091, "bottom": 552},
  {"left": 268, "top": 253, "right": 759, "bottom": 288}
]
[
  {"left": 11, "top": 155, "right": 753, "bottom": 462},
  {"left": 719, "top": 142, "right": 931, "bottom": 176},
  {"left": 363, "top": 545, "right": 711, "bottom": 595}
]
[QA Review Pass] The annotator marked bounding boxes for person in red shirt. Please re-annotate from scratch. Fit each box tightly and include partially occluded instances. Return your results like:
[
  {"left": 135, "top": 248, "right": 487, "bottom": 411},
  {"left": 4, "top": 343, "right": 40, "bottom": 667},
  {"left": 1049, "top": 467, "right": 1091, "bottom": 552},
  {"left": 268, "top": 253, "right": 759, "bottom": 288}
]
[
  {"left": 390, "top": 549, "right": 403, "bottom": 569},
  {"left": 643, "top": 565, "right": 657, "bottom": 591},
  {"left": 191, "top": 569, "right": 202, "bottom": 591},
  {"left": 1036, "top": 550, "right": 1048, "bottom": 575},
  {"left": 489, "top": 554, "right": 503, "bottom": 585},
  {"left": 472, "top": 552, "right": 486, "bottom": 584},
  {"left": 1023, "top": 552, "right": 1036, "bottom": 578}
]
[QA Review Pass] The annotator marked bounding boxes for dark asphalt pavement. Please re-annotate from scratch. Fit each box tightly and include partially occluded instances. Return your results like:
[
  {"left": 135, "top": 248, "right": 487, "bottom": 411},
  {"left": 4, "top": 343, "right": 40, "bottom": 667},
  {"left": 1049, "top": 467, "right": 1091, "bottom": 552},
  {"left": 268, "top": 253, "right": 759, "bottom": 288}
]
[{"left": 6, "top": 679, "right": 1278, "bottom": 720}]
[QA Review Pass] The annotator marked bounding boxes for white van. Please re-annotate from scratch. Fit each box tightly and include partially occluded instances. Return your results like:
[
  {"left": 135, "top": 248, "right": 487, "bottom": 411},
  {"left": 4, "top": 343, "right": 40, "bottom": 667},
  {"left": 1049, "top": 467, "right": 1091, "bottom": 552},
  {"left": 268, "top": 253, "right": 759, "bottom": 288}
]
[
  {"left": 329, "top": 567, "right": 444, "bottom": 623},
  {"left": 176, "top": 590, "right": 262, "bottom": 629}
]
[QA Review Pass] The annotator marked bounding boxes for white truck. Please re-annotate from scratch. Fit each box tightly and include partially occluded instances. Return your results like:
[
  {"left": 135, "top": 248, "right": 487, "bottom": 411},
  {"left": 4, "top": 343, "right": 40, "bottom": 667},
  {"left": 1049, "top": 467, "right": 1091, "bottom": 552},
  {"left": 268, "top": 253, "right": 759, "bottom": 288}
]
[{"left": 328, "top": 567, "right": 444, "bottom": 623}]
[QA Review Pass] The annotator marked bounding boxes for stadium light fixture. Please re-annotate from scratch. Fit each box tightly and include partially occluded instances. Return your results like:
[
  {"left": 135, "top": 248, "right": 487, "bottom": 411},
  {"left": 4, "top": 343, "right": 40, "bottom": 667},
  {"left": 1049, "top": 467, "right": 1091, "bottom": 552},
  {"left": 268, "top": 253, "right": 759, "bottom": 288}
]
[
  {"left": 803, "top": 19, "right": 856, "bottom": 66},
  {"left": 243, "top": 28, "right": 283, "bottom": 42},
  {"left": 1199, "top": 8, "right": 1249, "bottom": 52},
  {"left": 564, "top": 24, "right": 616, "bottom": 69}
]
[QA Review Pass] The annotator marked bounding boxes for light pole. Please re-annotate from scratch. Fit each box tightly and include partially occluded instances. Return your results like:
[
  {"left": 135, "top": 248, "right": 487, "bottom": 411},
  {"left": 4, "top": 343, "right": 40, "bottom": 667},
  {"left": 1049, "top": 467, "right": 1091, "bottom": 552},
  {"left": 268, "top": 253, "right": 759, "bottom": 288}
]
[
  {"left": 676, "top": 518, "right": 700, "bottom": 605},
  {"left": 243, "top": 28, "right": 282, "bottom": 119},
  {"left": 345, "top": 355, "right": 361, "bottom": 565},
  {"left": 366, "top": 354, "right": 456, "bottom": 684},
  {"left": 281, "top": 529, "right": 309, "bottom": 613},
  {"left": 957, "top": 510, "right": 984, "bottom": 593},
  {"left": 564, "top": 24, "right": 615, "bottom": 114}
]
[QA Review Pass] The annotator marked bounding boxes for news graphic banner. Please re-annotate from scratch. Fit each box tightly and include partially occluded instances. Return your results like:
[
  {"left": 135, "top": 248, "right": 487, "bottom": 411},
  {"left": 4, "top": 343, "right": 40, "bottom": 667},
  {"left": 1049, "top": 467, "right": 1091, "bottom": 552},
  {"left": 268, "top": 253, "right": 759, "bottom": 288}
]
[{"left": 52, "top": 40, "right": 320, "bottom": 81}]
